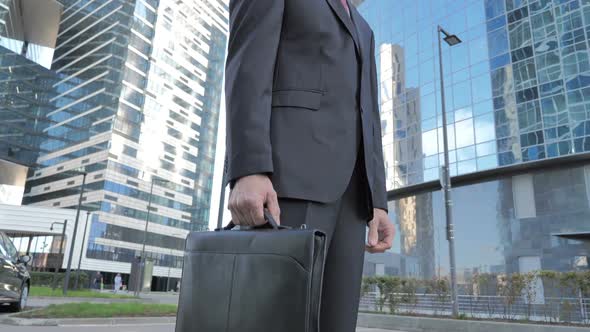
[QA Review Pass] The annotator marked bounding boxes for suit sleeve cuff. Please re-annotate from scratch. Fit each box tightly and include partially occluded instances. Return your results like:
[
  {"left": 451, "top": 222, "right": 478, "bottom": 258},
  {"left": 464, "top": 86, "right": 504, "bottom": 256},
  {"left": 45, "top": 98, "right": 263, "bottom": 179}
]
[
  {"left": 227, "top": 153, "right": 273, "bottom": 186},
  {"left": 373, "top": 189, "right": 388, "bottom": 212}
]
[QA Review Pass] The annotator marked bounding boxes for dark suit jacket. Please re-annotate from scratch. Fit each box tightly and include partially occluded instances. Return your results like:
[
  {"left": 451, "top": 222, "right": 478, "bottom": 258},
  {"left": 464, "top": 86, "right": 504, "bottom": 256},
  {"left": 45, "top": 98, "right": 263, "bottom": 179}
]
[{"left": 225, "top": 0, "right": 388, "bottom": 212}]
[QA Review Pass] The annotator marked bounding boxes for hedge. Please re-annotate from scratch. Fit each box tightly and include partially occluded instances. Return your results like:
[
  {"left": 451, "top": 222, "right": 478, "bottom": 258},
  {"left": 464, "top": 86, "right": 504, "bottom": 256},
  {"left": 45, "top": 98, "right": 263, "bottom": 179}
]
[
  {"left": 361, "top": 271, "right": 590, "bottom": 323},
  {"left": 30, "top": 271, "right": 90, "bottom": 289}
]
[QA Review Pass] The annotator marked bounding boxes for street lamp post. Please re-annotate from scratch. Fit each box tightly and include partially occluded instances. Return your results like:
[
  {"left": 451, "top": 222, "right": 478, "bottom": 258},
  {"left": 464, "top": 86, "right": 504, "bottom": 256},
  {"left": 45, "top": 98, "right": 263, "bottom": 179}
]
[
  {"left": 63, "top": 171, "right": 87, "bottom": 296},
  {"left": 166, "top": 262, "right": 172, "bottom": 292},
  {"left": 164, "top": 233, "right": 186, "bottom": 292},
  {"left": 74, "top": 211, "right": 91, "bottom": 290},
  {"left": 34, "top": 167, "right": 87, "bottom": 294},
  {"left": 437, "top": 25, "right": 462, "bottom": 318},
  {"left": 134, "top": 178, "right": 170, "bottom": 297},
  {"left": 50, "top": 220, "right": 68, "bottom": 290},
  {"left": 166, "top": 252, "right": 175, "bottom": 292}
]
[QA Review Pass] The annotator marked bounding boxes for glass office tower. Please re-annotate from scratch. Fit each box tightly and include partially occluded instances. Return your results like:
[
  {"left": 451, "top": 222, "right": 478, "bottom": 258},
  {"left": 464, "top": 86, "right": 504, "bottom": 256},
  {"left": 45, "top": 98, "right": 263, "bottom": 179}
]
[
  {"left": 22, "top": 0, "right": 228, "bottom": 283},
  {"left": 356, "top": 0, "right": 590, "bottom": 282}
]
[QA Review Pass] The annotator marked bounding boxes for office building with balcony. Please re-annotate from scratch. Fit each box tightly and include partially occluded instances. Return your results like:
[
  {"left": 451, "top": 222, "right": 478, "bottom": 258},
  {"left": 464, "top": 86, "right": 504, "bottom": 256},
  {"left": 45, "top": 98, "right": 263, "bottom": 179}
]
[
  {"left": 18, "top": 0, "right": 228, "bottom": 288},
  {"left": 355, "top": 0, "right": 590, "bottom": 283}
]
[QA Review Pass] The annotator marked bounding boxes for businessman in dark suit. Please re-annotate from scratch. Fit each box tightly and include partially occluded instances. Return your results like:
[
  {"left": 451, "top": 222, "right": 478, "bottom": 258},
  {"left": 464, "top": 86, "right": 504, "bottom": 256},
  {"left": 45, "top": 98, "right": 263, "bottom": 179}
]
[{"left": 225, "top": 0, "right": 395, "bottom": 330}]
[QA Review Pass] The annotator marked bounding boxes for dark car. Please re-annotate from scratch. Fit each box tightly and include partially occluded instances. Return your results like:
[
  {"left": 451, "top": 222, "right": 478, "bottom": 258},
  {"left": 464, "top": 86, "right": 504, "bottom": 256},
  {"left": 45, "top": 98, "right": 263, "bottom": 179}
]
[{"left": 0, "top": 231, "right": 31, "bottom": 312}]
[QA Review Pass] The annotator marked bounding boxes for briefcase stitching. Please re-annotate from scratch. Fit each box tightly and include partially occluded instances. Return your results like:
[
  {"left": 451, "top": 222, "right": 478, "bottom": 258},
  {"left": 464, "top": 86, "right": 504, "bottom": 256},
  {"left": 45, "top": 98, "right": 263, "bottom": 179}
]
[
  {"left": 225, "top": 255, "right": 237, "bottom": 332},
  {"left": 184, "top": 251, "right": 310, "bottom": 273}
]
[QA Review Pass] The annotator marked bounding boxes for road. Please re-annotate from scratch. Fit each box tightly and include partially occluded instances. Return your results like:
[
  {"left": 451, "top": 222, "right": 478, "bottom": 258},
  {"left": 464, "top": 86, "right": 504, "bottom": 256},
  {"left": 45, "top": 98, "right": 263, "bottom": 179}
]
[{"left": 0, "top": 324, "right": 399, "bottom": 332}]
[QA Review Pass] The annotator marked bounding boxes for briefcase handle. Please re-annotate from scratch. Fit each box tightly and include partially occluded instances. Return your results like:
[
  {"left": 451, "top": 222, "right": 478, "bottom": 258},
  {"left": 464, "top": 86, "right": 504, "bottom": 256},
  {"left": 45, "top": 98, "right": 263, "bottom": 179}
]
[{"left": 217, "top": 209, "right": 290, "bottom": 231}]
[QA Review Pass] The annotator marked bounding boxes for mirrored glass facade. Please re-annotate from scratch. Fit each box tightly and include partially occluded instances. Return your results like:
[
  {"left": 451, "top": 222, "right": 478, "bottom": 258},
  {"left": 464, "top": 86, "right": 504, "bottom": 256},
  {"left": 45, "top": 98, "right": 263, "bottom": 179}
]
[
  {"left": 0, "top": 0, "right": 62, "bottom": 68},
  {"left": 380, "top": 165, "right": 590, "bottom": 285},
  {"left": 0, "top": 46, "right": 57, "bottom": 165},
  {"left": 20, "top": 0, "right": 229, "bottom": 277},
  {"left": 357, "top": 0, "right": 590, "bottom": 280},
  {"left": 358, "top": 0, "right": 590, "bottom": 189},
  {"left": 0, "top": 0, "right": 62, "bottom": 165}
]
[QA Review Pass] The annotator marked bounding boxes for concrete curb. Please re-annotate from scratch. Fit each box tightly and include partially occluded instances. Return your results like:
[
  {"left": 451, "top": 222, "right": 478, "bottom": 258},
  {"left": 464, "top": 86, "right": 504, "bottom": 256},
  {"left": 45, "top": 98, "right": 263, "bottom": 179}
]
[
  {"left": 0, "top": 308, "right": 56, "bottom": 326},
  {"left": 0, "top": 314, "right": 175, "bottom": 326},
  {"left": 357, "top": 313, "right": 590, "bottom": 332}
]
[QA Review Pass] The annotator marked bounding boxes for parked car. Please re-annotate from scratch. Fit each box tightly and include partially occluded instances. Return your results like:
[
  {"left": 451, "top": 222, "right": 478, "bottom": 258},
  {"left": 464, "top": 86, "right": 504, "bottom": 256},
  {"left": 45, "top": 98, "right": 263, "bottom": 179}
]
[{"left": 0, "top": 231, "right": 31, "bottom": 311}]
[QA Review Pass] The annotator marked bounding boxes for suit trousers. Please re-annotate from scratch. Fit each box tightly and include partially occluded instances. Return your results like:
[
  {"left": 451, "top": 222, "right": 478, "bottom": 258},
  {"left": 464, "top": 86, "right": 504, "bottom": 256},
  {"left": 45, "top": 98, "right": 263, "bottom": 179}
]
[{"left": 278, "top": 152, "right": 370, "bottom": 332}]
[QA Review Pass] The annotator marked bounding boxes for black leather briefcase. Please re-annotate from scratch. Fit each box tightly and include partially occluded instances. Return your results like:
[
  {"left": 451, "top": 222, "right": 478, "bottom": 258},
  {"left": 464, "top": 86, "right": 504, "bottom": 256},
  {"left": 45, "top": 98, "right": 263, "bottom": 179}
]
[{"left": 175, "top": 211, "right": 327, "bottom": 332}]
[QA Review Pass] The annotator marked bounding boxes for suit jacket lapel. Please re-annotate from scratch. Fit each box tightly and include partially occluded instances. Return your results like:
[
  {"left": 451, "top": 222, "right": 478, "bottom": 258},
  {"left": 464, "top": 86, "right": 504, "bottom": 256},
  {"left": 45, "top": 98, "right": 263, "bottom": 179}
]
[
  {"left": 349, "top": 4, "right": 365, "bottom": 61},
  {"left": 325, "top": 0, "right": 361, "bottom": 56}
]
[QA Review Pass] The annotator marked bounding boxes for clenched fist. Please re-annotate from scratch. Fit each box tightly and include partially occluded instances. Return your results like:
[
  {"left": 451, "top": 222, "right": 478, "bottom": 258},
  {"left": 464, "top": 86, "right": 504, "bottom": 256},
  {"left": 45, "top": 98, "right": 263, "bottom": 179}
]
[{"left": 366, "top": 208, "right": 395, "bottom": 253}]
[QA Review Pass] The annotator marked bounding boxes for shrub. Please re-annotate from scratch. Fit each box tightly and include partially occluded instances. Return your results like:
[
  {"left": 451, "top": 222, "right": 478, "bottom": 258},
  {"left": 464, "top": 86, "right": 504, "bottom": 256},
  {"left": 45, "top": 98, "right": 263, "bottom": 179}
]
[
  {"left": 361, "top": 271, "right": 590, "bottom": 324},
  {"left": 577, "top": 271, "right": 590, "bottom": 297},
  {"left": 497, "top": 273, "right": 527, "bottom": 320},
  {"left": 559, "top": 272, "right": 580, "bottom": 298},
  {"left": 30, "top": 271, "right": 90, "bottom": 289},
  {"left": 538, "top": 270, "right": 560, "bottom": 323},
  {"left": 400, "top": 278, "right": 419, "bottom": 312},
  {"left": 425, "top": 277, "right": 450, "bottom": 315},
  {"left": 475, "top": 273, "right": 499, "bottom": 296},
  {"left": 372, "top": 276, "right": 401, "bottom": 313}
]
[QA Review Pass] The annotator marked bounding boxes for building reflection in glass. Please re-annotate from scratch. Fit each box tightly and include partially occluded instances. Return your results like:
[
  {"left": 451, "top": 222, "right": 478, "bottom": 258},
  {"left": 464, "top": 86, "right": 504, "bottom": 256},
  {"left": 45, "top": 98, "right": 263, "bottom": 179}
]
[
  {"left": 0, "top": 46, "right": 58, "bottom": 165},
  {"left": 380, "top": 43, "right": 436, "bottom": 279},
  {"left": 357, "top": 0, "right": 590, "bottom": 284},
  {"left": 384, "top": 165, "right": 590, "bottom": 292}
]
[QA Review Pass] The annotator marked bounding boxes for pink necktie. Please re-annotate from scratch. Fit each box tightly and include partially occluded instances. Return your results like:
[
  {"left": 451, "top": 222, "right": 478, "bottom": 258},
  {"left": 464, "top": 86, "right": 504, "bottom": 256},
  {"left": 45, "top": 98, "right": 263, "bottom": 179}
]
[{"left": 340, "top": 0, "right": 350, "bottom": 16}]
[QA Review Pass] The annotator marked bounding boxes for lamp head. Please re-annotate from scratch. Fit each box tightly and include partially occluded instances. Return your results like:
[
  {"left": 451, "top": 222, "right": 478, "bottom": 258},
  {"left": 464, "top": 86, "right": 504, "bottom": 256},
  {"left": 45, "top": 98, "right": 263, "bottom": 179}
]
[
  {"left": 439, "top": 26, "right": 462, "bottom": 46},
  {"left": 444, "top": 34, "right": 462, "bottom": 46}
]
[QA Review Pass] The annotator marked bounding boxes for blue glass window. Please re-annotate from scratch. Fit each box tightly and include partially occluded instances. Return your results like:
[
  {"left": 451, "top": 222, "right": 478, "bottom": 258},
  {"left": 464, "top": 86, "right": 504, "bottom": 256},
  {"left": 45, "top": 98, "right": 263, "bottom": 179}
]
[
  {"left": 522, "top": 144, "right": 546, "bottom": 161},
  {"left": 506, "top": 0, "right": 528, "bottom": 11},
  {"left": 477, "top": 140, "right": 497, "bottom": 156},
  {"left": 485, "top": 0, "right": 506, "bottom": 19},
  {"left": 521, "top": 131, "right": 545, "bottom": 147},
  {"left": 511, "top": 46, "right": 534, "bottom": 62},
  {"left": 566, "top": 73, "right": 590, "bottom": 91},
  {"left": 507, "top": 7, "right": 529, "bottom": 24},
  {"left": 498, "top": 151, "right": 516, "bottom": 165},
  {"left": 516, "top": 86, "right": 539, "bottom": 103},
  {"left": 487, "top": 16, "right": 507, "bottom": 31},
  {"left": 467, "top": 2, "right": 486, "bottom": 28},
  {"left": 547, "top": 142, "right": 559, "bottom": 157},
  {"left": 488, "top": 28, "right": 510, "bottom": 58},
  {"left": 490, "top": 53, "right": 511, "bottom": 70},
  {"left": 574, "top": 137, "right": 590, "bottom": 152},
  {"left": 472, "top": 73, "right": 493, "bottom": 102}
]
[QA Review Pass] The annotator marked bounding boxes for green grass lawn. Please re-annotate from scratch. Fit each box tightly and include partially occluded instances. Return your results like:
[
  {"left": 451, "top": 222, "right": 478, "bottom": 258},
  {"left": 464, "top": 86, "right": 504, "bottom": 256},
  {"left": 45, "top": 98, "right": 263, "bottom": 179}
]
[
  {"left": 30, "top": 286, "right": 135, "bottom": 299},
  {"left": 16, "top": 302, "right": 178, "bottom": 318}
]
